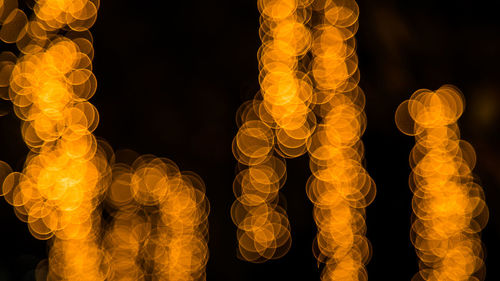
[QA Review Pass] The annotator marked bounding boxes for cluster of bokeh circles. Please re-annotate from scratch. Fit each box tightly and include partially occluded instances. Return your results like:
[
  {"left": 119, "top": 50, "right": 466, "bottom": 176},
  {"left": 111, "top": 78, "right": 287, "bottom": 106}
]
[
  {"left": 396, "top": 85, "right": 488, "bottom": 281},
  {"left": 105, "top": 152, "right": 210, "bottom": 281},
  {"left": 0, "top": 0, "right": 99, "bottom": 48},
  {"left": 1, "top": 0, "right": 491, "bottom": 280},
  {"left": 0, "top": 0, "right": 210, "bottom": 280},
  {"left": 231, "top": 0, "right": 316, "bottom": 262},
  {"left": 307, "top": 1, "right": 374, "bottom": 280},
  {"left": 1, "top": 0, "right": 107, "bottom": 279},
  {"left": 231, "top": 0, "right": 376, "bottom": 273}
]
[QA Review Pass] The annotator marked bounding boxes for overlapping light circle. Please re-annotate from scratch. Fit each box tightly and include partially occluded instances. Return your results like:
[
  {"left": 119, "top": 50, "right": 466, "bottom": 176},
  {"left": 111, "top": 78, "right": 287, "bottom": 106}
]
[
  {"left": 1, "top": 0, "right": 490, "bottom": 280},
  {"left": 0, "top": 0, "right": 210, "bottom": 280},
  {"left": 1, "top": 0, "right": 107, "bottom": 279},
  {"left": 232, "top": 0, "right": 376, "bottom": 274},
  {"left": 396, "top": 85, "right": 488, "bottom": 281},
  {"left": 307, "top": 1, "right": 374, "bottom": 280},
  {"left": 106, "top": 154, "right": 210, "bottom": 281},
  {"left": 231, "top": 0, "right": 316, "bottom": 262}
]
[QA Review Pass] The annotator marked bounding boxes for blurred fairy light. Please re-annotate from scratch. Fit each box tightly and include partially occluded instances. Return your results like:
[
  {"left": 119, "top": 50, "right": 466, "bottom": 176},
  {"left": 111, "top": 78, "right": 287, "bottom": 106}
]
[
  {"left": 396, "top": 85, "right": 488, "bottom": 281},
  {"left": 0, "top": 0, "right": 209, "bottom": 280},
  {"left": 231, "top": 0, "right": 376, "bottom": 277},
  {"left": 0, "top": 0, "right": 108, "bottom": 279},
  {"left": 106, "top": 153, "right": 209, "bottom": 280},
  {"left": 307, "top": 1, "right": 375, "bottom": 280},
  {"left": 231, "top": 0, "right": 313, "bottom": 262},
  {"left": 0, "top": 0, "right": 491, "bottom": 280}
]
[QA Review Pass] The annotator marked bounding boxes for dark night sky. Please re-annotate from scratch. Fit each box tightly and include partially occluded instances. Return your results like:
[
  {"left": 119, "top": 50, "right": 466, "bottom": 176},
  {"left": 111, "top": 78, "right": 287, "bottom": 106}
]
[{"left": 1, "top": 0, "right": 500, "bottom": 280}]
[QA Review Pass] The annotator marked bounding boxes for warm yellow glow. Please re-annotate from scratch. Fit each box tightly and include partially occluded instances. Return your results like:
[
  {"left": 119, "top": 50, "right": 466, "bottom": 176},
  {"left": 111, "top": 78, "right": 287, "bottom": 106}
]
[
  {"left": 0, "top": 0, "right": 490, "bottom": 280},
  {"left": 231, "top": 1, "right": 375, "bottom": 274},
  {"left": 396, "top": 85, "right": 488, "bottom": 281},
  {"left": 231, "top": 0, "right": 315, "bottom": 262},
  {"left": 0, "top": 0, "right": 107, "bottom": 279},
  {"left": 0, "top": 0, "right": 209, "bottom": 280},
  {"left": 306, "top": 1, "right": 374, "bottom": 280},
  {"left": 105, "top": 155, "right": 209, "bottom": 281}
]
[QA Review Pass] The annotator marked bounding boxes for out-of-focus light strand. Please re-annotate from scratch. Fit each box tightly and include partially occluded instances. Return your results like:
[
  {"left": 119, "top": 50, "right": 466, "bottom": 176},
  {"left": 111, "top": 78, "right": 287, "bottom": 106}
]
[
  {"left": 396, "top": 85, "right": 488, "bottom": 281},
  {"left": 0, "top": 1, "right": 210, "bottom": 280},
  {"left": 231, "top": 0, "right": 317, "bottom": 262},
  {"left": 306, "top": 1, "right": 375, "bottom": 280}
]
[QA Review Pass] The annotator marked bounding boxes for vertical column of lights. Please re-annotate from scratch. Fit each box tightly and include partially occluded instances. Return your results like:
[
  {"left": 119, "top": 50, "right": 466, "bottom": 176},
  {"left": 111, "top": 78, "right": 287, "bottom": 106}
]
[
  {"left": 306, "top": 0, "right": 375, "bottom": 280},
  {"left": 231, "top": 0, "right": 315, "bottom": 262},
  {"left": 107, "top": 154, "right": 209, "bottom": 281},
  {"left": 1, "top": 1, "right": 212, "bottom": 280},
  {"left": 104, "top": 162, "right": 150, "bottom": 280},
  {"left": 395, "top": 85, "right": 488, "bottom": 281},
  {"left": 0, "top": 0, "right": 110, "bottom": 280}
]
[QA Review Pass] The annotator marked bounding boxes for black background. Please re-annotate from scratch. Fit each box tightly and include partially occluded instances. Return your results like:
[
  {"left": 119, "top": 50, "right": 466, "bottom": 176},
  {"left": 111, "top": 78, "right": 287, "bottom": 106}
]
[{"left": 1, "top": 0, "right": 500, "bottom": 280}]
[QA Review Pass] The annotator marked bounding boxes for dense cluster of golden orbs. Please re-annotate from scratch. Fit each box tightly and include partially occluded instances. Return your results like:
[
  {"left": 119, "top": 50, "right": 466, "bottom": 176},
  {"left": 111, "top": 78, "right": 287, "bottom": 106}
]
[
  {"left": 231, "top": 0, "right": 316, "bottom": 262},
  {"left": 232, "top": 0, "right": 375, "bottom": 272},
  {"left": 1, "top": 0, "right": 491, "bottom": 280},
  {"left": 0, "top": 0, "right": 98, "bottom": 48},
  {"left": 307, "top": 1, "right": 374, "bottom": 280},
  {"left": 0, "top": 0, "right": 107, "bottom": 279},
  {"left": 105, "top": 153, "right": 210, "bottom": 281},
  {"left": 231, "top": 104, "right": 297, "bottom": 261},
  {"left": 104, "top": 208, "right": 149, "bottom": 281},
  {"left": 0, "top": 0, "right": 210, "bottom": 280},
  {"left": 396, "top": 85, "right": 488, "bottom": 281}
]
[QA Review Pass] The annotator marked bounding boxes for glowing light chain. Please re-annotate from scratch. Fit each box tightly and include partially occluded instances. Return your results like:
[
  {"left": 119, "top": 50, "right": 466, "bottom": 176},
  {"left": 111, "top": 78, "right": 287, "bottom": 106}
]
[
  {"left": 396, "top": 85, "right": 488, "bottom": 281},
  {"left": 0, "top": 0, "right": 210, "bottom": 280},
  {"left": 0, "top": 0, "right": 106, "bottom": 279},
  {"left": 106, "top": 154, "right": 210, "bottom": 281},
  {"left": 231, "top": 0, "right": 315, "bottom": 262},
  {"left": 231, "top": 1, "right": 376, "bottom": 274},
  {"left": 0, "top": 1, "right": 491, "bottom": 281},
  {"left": 306, "top": 1, "right": 375, "bottom": 280}
]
